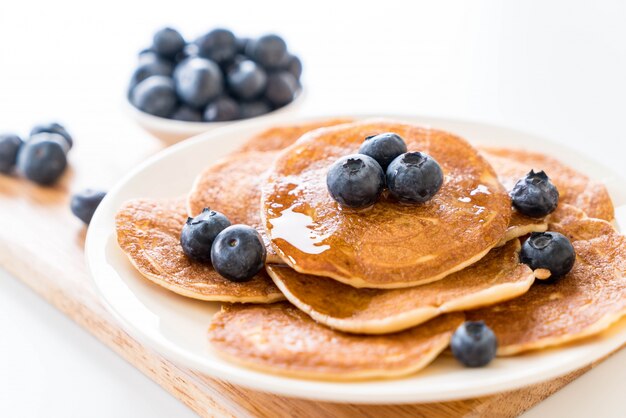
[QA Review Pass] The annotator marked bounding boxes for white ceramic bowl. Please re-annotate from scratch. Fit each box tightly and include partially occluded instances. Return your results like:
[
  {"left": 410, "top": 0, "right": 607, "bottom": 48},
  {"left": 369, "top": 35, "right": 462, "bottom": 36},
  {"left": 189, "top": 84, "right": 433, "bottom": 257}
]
[
  {"left": 125, "top": 90, "right": 305, "bottom": 145},
  {"left": 86, "top": 114, "right": 626, "bottom": 404}
]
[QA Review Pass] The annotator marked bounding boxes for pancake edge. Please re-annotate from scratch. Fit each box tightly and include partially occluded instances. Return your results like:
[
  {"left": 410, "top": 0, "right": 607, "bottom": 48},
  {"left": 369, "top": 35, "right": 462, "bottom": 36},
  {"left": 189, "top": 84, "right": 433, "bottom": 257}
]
[
  {"left": 496, "top": 222, "right": 548, "bottom": 247},
  {"left": 122, "top": 249, "right": 285, "bottom": 303},
  {"left": 497, "top": 306, "right": 626, "bottom": 356},
  {"left": 266, "top": 260, "right": 535, "bottom": 334},
  {"left": 270, "top": 242, "right": 499, "bottom": 289},
  {"left": 207, "top": 310, "right": 458, "bottom": 381}
]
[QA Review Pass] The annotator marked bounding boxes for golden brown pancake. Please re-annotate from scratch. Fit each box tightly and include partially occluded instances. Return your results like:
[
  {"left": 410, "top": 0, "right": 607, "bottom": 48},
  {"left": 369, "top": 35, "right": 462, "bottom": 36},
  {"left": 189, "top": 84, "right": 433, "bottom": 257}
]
[
  {"left": 116, "top": 198, "right": 284, "bottom": 303},
  {"left": 466, "top": 204, "right": 626, "bottom": 355},
  {"left": 187, "top": 151, "right": 282, "bottom": 263},
  {"left": 208, "top": 302, "right": 464, "bottom": 380},
  {"left": 266, "top": 240, "right": 533, "bottom": 334},
  {"left": 236, "top": 118, "right": 354, "bottom": 153},
  {"left": 481, "top": 147, "right": 614, "bottom": 221},
  {"left": 261, "top": 119, "right": 512, "bottom": 289}
]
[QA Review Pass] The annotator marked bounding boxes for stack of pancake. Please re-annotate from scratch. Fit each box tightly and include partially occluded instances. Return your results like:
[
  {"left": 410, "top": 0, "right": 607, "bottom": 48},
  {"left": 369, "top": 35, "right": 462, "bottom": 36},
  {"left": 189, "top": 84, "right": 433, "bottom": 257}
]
[{"left": 116, "top": 118, "right": 626, "bottom": 380}]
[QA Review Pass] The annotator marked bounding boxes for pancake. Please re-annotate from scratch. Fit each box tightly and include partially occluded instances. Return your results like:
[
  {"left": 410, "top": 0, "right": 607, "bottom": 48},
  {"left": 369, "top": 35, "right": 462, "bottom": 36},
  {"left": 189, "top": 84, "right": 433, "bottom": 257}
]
[
  {"left": 481, "top": 147, "right": 614, "bottom": 221},
  {"left": 261, "top": 119, "right": 512, "bottom": 289},
  {"left": 187, "top": 151, "right": 282, "bottom": 264},
  {"left": 266, "top": 240, "right": 533, "bottom": 334},
  {"left": 186, "top": 146, "right": 535, "bottom": 265},
  {"left": 499, "top": 211, "right": 548, "bottom": 246},
  {"left": 466, "top": 204, "right": 626, "bottom": 355},
  {"left": 236, "top": 118, "right": 354, "bottom": 153},
  {"left": 208, "top": 302, "right": 464, "bottom": 380},
  {"left": 116, "top": 197, "right": 284, "bottom": 303}
]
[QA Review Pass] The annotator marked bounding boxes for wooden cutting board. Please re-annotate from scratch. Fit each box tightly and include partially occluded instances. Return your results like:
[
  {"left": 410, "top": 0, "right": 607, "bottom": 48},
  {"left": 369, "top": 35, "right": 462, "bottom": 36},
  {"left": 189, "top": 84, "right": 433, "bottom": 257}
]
[{"left": 0, "top": 121, "right": 617, "bottom": 418}]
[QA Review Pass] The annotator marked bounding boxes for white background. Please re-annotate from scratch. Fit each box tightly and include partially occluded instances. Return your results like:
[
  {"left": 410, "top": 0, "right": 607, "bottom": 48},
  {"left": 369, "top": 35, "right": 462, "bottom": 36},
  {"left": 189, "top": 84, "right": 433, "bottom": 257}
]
[{"left": 1, "top": 0, "right": 626, "bottom": 416}]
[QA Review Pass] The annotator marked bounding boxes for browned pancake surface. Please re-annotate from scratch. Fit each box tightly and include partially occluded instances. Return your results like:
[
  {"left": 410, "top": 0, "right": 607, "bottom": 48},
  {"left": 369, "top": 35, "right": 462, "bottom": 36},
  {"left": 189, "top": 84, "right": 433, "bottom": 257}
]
[
  {"left": 482, "top": 147, "right": 614, "bottom": 221},
  {"left": 467, "top": 204, "right": 626, "bottom": 355},
  {"left": 262, "top": 119, "right": 512, "bottom": 288},
  {"left": 267, "top": 240, "right": 533, "bottom": 334},
  {"left": 116, "top": 198, "right": 283, "bottom": 302},
  {"left": 236, "top": 118, "right": 354, "bottom": 153},
  {"left": 208, "top": 302, "right": 464, "bottom": 380}
]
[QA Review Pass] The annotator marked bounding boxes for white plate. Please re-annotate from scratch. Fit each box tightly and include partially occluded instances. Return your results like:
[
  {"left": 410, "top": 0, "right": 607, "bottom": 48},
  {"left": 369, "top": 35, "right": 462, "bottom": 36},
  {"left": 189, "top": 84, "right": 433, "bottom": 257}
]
[{"left": 86, "top": 115, "right": 626, "bottom": 404}]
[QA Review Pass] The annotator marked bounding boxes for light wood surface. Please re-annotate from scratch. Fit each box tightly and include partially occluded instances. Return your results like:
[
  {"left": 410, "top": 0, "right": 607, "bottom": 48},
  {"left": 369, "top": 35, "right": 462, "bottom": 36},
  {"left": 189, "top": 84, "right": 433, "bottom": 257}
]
[{"left": 0, "top": 122, "right": 619, "bottom": 418}]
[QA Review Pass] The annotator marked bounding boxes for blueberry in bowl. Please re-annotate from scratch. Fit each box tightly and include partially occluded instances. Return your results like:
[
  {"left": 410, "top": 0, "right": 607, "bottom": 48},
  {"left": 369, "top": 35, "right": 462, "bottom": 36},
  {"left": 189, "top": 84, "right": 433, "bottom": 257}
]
[
  {"left": 265, "top": 72, "right": 299, "bottom": 108},
  {"left": 238, "top": 100, "right": 272, "bottom": 119},
  {"left": 152, "top": 27, "right": 185, "bottom": 60},
  {"left": 171, "top": 105, "right": 203, "bottom": 122},
  {"left": 130, "top": 76, "right": 178, "bottom": 118},
  {"left": 204, "top": 96, "right": 240, "bottom": 122},
  {"left": 126, "top": 27, "right": 304, "bottom": 144},
  {"left": 128, "top": 59, "right": 174, "bottom": 94},
  {"left": 245, "top": 34, "right": 288, "bottom": 70},
  {"left": 174, "top": 57, "right": 224, "bottom": 108},
  {"left": 227, "top": 60, "right": 267, "bottom": 100}
]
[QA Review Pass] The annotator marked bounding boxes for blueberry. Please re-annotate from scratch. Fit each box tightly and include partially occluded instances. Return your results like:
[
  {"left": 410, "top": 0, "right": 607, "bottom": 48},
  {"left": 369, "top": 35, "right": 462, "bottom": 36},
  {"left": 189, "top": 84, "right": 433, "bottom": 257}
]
[
  {"left": 204, "top": 97, "right": 240, "bottom": 122},
  {"left": 0, "top": 133, "right": 23, "bottom": 173},
  {"left": 70, "top": 189, "right": 106, "bottom": 225},
  {"left": 285, "top": 54, "right": 303, "bottom": 79},
  {"left": 511, "top": 170, "right": 559, "bottom": 218},
  {"left": 451, "top": 321, "right": 498, "bottom": 367},
  {"left": 196, "top": 28, "right": 237, "bottom": 64},
  {"left": 238, "top": 100, "right": 271, "bottom": 119},
  {"left": 227, "top": 60, "right": 267, "bottom": 100},
  {"left": 265, "top": 72, "right": 298, "bottom": 107},
  {"left": 17, "top": 134, "right": 68, "bottom": 185},
  {"left": 181, "top": 208, "right": 231, "bottom": 262},
  {"left": 246, "top": 34, "right": 288, "bottom": 69},
  {"left": 359, "top": 132, "right": 408, "bottom": 171},
  {"left": 326, "top": 154, "right": 385, "bottom": 209},
  {"left": 30, "top": 122, "right": 73, "bottom": 150},
  {"left": 174, "top": 57, "right": 223, "bottom": 108},
  {"left": 210, "top": 225, "right": 266, "bottom": 282},
  {"left": 386, "top": 152, "right": 443, "bottom": 203},
  {"left": 521, "top": 231, "right": 576, "bottom": 281},
  {"left": 129, "top": 59, "right": 174, "bottom": 90},
  {"left": 130, "top": 76, "right": 178, "bottom": 117},
  {"left": 152, "top": 27, "right": 185, "bottom": 60},
  {"left": 172, "top": 105, "right": 203, "bottom": 122}
]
